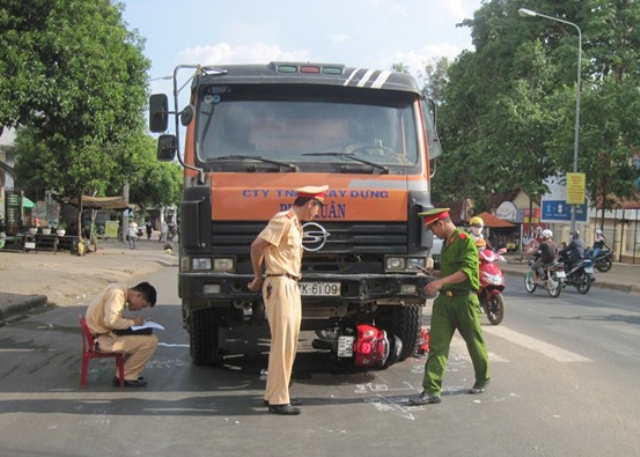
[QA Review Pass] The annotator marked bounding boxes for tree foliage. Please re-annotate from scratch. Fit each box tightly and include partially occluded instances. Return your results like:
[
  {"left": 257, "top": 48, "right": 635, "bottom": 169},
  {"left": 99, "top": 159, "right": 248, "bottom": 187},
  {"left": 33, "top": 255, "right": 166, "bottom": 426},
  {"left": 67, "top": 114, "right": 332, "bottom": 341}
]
[
  {"left": 1, "top": 0, "right": 152, "bottom": 209},
  {"left": 423, "top": 0, "right": 640, "bottom": 213}
]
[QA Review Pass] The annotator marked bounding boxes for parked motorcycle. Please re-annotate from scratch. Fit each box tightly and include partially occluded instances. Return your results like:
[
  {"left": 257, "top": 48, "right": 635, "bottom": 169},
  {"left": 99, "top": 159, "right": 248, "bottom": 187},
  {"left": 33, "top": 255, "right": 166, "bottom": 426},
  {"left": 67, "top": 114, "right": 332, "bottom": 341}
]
[
  {"left": 558, "top": 252, "right": 594, "bottom": 294},
  {"left": 524, "top": 259, "right": 565, "bottom": 298},
  {"left": 478, "top": 247, "right": 507, "bottom": 325},
  {"left": 585, "top": 248, "right": 613, "bottom": 273}
]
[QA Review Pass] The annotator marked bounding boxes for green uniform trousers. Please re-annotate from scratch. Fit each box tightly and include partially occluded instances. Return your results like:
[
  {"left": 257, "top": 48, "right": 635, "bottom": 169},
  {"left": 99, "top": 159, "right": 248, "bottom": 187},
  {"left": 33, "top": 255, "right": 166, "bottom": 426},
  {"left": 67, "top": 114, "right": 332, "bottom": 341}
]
[{"left": 422, "top": 293, "right": 490, "bottom": 396}]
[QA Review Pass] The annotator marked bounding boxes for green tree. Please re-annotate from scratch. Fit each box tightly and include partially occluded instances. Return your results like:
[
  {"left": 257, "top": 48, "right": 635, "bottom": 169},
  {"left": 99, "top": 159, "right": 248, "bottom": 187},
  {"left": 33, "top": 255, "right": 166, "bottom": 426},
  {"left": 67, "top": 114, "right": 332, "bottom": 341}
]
[
  {"left": 2, "top": 0, "right": 151, "bottom": 236},
  {"left": 128, "top": 136, "right": 183, "bottom": 210},
  {"left": 432, "top": 0, "right": 640, "bottom": 217}
]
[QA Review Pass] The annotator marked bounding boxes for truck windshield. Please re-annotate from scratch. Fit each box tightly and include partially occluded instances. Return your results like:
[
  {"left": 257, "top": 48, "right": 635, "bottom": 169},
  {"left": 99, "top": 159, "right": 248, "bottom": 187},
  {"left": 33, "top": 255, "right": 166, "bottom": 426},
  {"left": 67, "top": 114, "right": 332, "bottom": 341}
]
[{"left": 195, "top": 86, "right": 419, "bottom": 168}]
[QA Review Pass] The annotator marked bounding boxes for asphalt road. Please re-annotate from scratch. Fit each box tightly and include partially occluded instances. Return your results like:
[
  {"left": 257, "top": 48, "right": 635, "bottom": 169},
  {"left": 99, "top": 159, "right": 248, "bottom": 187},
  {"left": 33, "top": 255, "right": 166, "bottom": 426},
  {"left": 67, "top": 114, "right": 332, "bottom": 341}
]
[{"left": 0, "top": 266, "right": 639, "bottom": 457}]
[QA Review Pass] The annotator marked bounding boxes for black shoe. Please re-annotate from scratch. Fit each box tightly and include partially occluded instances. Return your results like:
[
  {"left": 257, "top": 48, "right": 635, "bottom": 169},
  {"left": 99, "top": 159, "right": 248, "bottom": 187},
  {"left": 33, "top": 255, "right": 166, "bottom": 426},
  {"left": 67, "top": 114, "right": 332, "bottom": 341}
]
[
  {"left": 469, "top": 379, "right": 490, "bottom": 394},
  {"left": 263, "top": 398, "right": 302, "bottom": 407},
  {"left": 113, "top": 376, "right": 148, "bottom": 388},
  {"left": 409, "top": 391, "right": 441, "bottom": 405},
  {"left": 268, "top": 404, "right": 301, "bottom": 415}
]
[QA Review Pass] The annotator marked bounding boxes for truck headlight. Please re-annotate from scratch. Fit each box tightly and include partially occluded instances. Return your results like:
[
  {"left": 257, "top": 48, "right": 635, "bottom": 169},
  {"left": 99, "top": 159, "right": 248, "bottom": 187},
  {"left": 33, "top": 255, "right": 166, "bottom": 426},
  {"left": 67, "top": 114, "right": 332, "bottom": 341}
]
[
  {"left": 406, "top": 258, "right": 426, "bottom": 270},
  {"left": 213, "top": 258, "right": 235, "bottom": 273},
  {"left": 385, "top": 257, "right": 427, "bottom": 273},
  {"left": 191, "top": 258, "right": 212, "bottom": 271},
  {"left": 386, "top": 257, "right": 405, "bottom": 271}
]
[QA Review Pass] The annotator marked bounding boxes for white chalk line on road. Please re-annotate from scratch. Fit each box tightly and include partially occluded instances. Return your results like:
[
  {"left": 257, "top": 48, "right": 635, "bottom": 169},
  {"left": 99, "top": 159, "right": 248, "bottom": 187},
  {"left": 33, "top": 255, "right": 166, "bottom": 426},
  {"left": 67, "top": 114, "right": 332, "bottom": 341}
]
[{"left": 483, "top": 325, "right": 591, "bottom": 362}]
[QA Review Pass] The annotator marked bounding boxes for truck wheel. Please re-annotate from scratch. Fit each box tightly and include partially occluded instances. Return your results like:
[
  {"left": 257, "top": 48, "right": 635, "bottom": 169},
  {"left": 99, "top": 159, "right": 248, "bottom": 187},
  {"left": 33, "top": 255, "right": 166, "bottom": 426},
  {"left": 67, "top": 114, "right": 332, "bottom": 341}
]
[
  {"left": 376, "top": 305, "right": 421, "bottom": 362},
  {"left": 189, "top": 308, "right": 221, "bottom": 366}
]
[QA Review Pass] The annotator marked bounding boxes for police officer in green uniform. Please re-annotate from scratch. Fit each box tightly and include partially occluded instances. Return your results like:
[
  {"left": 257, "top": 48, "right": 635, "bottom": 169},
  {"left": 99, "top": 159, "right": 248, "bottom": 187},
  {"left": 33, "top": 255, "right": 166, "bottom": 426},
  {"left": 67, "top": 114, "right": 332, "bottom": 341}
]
[{"left": 410, "top": 208, "right": 491, "bottom": 405}]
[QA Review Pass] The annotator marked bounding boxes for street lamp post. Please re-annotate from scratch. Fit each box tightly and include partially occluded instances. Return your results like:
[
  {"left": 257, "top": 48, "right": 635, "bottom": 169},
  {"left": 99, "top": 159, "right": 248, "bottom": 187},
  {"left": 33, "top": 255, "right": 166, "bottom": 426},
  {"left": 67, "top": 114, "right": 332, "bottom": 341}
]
[
  {"left": 518, "top": 7, "right": 582, "bottom": 233},
  {"left": 150, "top": 75, "right": 172, "bottom": 82}
]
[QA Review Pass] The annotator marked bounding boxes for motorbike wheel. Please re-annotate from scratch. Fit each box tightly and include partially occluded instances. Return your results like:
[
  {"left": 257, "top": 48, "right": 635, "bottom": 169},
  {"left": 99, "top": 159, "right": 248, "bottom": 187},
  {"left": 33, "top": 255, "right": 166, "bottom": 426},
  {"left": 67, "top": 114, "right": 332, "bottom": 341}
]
[
  {"left": 575, "top": 271, "right": 591, "bottom": 295},
  {"left": 484, "top": 294, "right": 504, "bottom": 325},
  {"left": 524, "top": 270, "right": 537, "bottom": 293},
  {"left": 547, "top": 274, "right": 562, "bottom": 298},
  {"left": 596, "top": 257, "right": 612, "bottom": 273}
]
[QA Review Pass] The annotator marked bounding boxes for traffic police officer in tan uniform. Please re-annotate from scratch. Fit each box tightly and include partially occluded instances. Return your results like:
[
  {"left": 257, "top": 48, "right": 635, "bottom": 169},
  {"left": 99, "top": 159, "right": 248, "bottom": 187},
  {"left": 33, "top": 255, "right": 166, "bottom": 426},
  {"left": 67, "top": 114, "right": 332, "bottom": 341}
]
[
  {"left": 248, "top": 185, "right": 328, "bottom": 415},
  {"left": 410, "top": 208, "right": 490, "bottom": 405},
  {"left": 85, "top": 281, "right": 158, "bottom": 387}
]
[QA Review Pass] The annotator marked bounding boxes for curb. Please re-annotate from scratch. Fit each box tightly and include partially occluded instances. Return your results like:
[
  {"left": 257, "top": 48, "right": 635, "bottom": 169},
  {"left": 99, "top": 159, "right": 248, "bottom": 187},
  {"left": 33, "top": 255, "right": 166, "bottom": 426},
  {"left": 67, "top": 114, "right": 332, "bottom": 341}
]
[{"left": 0, "top": 294, "right": 48, "bottom": 324}]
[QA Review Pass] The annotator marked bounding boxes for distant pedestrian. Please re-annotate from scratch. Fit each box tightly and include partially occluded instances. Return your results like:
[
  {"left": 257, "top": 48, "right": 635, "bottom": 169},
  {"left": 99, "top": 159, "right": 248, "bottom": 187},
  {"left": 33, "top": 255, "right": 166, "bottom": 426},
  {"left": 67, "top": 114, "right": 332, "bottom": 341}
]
[
  {"left": 127, "top": 220, "right": 139, "bottom": 250},
  {"left": 167, "top": 221, "right": 176, "bottom": 242},
  {"left": 160, "top": 221, "right": 169, "bottom": 243},
  {"left": 145, "top": 221, "right": 153, "bottom": 240}
]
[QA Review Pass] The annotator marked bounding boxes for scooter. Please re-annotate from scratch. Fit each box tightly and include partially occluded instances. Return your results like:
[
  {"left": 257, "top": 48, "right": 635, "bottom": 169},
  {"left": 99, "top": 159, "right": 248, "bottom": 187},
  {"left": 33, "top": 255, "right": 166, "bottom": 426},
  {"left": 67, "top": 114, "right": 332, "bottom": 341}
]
[
  {"left": 585, "top": 247, "right": 613, "bottom": 273},
  {"left": 478, "top": 247, "right": 507, "bottom": 325},
  {"left": 558, "top": 252, "right": 595, "bottom": 295},
  {"left": 524, "top": 258, "right": 565, "bottom": 298},
  {"left": 312, "top": 322, "right": 403, "bottom": 369}
]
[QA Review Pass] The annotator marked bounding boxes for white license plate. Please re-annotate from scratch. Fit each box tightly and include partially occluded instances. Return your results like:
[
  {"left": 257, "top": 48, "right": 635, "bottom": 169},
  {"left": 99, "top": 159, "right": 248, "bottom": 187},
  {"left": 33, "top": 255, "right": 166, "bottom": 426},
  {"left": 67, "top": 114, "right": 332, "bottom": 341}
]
[
  {"left": 25, "top": 242, "right": 36, "bottom": 249},
  {"left": 299, "top": 282, "right": 341, "bottom": 296},
  {"left": 337, "top": 336, "right": 354, "bottom": 357},
  {"left": 584, "top": 267, "right": 594, "bottom": 274},
  {"left": 556, "top": 271, "right": 566, "bottom": 278}
]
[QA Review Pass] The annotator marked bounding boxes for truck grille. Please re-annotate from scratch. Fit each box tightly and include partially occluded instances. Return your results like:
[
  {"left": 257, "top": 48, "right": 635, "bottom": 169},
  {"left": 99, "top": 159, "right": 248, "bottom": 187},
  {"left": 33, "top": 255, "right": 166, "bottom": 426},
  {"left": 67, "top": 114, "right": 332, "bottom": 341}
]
[{"left": 210, "top": 221, "right": 408, "bottom": 274}]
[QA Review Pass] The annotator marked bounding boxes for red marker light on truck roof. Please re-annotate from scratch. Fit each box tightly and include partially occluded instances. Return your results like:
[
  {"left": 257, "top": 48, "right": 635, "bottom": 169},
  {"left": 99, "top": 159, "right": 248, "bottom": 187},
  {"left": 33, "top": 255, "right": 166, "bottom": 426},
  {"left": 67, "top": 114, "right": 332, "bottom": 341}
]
[{"left": 300, "top": 66, "right": 320, "bottom": 74}]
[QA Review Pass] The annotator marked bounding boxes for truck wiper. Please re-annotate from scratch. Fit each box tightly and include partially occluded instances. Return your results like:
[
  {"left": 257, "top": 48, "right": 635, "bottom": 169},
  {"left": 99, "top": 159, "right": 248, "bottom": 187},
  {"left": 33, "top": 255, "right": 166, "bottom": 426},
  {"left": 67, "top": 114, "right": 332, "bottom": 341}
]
[
  {"left": 302, "top": 152, "right": 389, "bottom": 174},
  {"left": 212, "top": 155, "right": 298, "bottom": 171}
]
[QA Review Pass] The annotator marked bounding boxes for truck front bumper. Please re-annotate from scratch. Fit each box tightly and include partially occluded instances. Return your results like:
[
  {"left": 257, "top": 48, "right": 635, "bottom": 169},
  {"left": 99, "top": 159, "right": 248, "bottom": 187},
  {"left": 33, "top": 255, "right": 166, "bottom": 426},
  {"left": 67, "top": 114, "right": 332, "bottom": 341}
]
[{"left": 179, "top": 272, "right": 433, "bottom": 305}]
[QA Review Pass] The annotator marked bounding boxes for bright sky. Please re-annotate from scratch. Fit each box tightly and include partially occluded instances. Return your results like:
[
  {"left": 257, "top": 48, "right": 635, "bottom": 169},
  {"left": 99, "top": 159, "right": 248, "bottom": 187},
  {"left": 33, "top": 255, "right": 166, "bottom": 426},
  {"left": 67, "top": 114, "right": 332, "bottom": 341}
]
[{"left": 121, "top": 0, "right": 484, "bottom": 91}]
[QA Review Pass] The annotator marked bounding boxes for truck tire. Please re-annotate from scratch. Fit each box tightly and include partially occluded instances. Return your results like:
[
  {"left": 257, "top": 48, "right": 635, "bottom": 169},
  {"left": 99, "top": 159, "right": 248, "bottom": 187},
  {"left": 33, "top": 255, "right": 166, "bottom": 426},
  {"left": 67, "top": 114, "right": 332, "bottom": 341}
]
[
  {"left": 376, "top": 305, "right": 421, "bottom": 361},
  {"left": 189, "top": 308, "right": 221, "bottom": 366}
]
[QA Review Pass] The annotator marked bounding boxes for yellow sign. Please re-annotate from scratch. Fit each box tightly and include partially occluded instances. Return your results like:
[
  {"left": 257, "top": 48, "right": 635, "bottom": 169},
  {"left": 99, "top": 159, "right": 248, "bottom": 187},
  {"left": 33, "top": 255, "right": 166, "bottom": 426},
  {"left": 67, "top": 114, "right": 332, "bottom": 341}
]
[
  {"left": 566, "top": 172, "right": 586, "bottom": 205},
  {"left": 104, "top": 220, "right": 119, "bottom": 239}
]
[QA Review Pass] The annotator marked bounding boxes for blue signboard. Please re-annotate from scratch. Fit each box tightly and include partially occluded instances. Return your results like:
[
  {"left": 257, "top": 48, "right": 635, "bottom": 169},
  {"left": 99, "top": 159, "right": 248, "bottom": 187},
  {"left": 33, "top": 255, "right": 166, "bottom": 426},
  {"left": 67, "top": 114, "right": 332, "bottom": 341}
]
[{"left": 541, "top": 200, "right": 588, "bottom": 222}]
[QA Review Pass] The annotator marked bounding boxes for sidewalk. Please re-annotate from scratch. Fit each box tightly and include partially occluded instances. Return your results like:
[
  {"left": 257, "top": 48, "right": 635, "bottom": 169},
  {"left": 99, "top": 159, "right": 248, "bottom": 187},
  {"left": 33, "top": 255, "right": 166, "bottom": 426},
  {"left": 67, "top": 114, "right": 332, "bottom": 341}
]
[{"left": 0, "top": 237, "right": 178, "bottom": 324}]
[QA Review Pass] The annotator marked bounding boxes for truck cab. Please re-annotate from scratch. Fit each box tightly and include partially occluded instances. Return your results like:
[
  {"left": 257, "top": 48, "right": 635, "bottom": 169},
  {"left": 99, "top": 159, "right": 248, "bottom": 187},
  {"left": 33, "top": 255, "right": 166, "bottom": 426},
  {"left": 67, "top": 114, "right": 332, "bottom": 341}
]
[{"left": 150, "top": 62, "right": 440, "bottom": 368}]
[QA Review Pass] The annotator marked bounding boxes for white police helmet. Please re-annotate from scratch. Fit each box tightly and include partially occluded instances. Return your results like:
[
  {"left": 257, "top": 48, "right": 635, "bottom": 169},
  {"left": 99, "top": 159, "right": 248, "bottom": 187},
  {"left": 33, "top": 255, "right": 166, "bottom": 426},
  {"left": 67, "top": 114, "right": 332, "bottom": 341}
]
[{"left": 542, "top": 229, "right": 553, "bottom": 239}]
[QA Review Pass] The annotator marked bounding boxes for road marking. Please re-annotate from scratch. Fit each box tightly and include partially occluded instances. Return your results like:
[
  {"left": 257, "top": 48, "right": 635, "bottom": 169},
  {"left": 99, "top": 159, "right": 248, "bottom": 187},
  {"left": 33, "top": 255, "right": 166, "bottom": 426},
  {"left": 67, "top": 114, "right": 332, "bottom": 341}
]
[
  {"left": 483, "top": 326, "right": 591, "bottom": 362},
  {"left": 158, "top": 342, "right": 189, "bottom": 348}
]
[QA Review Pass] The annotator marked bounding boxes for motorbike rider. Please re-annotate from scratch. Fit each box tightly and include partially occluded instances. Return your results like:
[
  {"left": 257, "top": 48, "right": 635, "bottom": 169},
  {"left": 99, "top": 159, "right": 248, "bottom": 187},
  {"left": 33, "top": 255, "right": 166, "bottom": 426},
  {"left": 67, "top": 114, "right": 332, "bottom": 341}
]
[
  {"left": 532, "top": 229, "right": 557, "bottom": 284},
  {"left": 559, "top": 230, "right": 585, "bottom": 269},
  {"left": 591, "top": 228, "right": 607, "bottom": 261},
  {"left": 469, "top": 216, "right": 491, "bottom": 250}
]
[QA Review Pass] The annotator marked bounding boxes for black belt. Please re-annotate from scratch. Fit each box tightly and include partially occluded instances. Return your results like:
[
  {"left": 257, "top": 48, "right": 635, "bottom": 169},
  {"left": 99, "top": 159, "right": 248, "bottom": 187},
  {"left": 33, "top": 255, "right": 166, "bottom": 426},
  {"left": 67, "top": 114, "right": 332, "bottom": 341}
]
[
  {"left": 442, "top": 289, "right": 474, "bottom": 297},
  {"left": 266, "top": 273, "right": 300, "bottom": 281}
]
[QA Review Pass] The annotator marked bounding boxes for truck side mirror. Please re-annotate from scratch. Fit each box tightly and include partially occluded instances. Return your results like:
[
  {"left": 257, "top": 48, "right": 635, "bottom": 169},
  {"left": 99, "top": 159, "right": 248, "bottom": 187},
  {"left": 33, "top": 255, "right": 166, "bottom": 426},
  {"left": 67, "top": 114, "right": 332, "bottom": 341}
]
[
  {"left": 157, "top": 134, "right": 177, "bottom": 161},
  {"left": 180, "top": 105, "right": 194, "bottom": 126},
  {"left": 149, "top": 94, "right": 169, "bottom": 133}
]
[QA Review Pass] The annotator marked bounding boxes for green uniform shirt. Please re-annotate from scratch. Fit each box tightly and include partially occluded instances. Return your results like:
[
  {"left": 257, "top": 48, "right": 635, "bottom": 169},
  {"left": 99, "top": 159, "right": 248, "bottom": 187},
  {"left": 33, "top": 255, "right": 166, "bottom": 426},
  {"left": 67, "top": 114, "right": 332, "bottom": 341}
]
[{"left": 440, "top": 228, "right": 480, "bottom": 292}]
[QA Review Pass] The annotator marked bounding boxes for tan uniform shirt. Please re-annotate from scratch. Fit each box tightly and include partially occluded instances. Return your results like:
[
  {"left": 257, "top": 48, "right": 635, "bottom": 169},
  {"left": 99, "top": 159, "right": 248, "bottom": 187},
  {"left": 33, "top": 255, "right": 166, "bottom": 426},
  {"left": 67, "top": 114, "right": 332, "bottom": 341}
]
[
  {"left": 258, "top": 210, "right": 303, "bottom": 277},
  {"left": 85, "top": 283, "right": 135, "bottom": 334}
]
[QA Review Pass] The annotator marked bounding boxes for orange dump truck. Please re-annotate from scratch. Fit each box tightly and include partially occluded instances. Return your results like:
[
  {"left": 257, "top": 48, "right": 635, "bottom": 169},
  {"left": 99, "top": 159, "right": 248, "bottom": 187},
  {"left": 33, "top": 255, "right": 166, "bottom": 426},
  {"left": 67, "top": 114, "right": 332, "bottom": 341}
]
[{"left": 149, "top": 62, "right": 441, "bottom": 368}]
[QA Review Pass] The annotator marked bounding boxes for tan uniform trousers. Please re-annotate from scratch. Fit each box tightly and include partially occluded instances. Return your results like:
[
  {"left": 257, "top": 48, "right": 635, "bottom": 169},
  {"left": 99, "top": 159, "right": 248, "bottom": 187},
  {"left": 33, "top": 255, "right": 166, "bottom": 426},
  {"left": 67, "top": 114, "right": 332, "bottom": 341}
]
[
  {"left": 263, "top": 276, "right": 302, "bottom": 405},
  {"left": 96, "top": 333, "right": 158, "bottom": 380}
]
